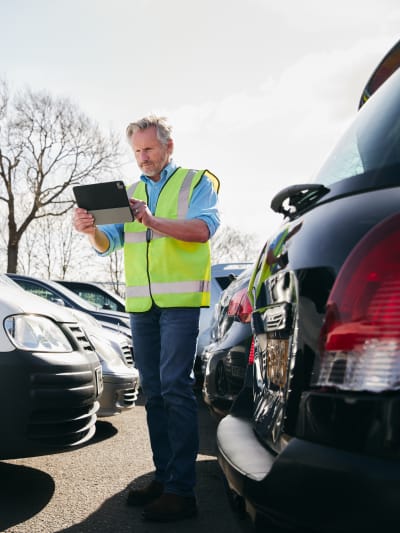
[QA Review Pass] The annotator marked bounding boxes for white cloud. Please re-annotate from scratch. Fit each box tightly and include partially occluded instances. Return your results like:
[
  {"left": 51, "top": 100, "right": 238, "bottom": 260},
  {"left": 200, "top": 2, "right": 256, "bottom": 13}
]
[{"left": 166, "top": 34, "right": 400, "bottom": 241}]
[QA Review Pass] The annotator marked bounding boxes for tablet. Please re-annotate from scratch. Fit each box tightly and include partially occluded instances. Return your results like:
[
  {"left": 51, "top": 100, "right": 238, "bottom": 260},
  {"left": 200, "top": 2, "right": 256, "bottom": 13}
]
[{"left": 73, "top": 180, "right": 134, "bottom": 224}]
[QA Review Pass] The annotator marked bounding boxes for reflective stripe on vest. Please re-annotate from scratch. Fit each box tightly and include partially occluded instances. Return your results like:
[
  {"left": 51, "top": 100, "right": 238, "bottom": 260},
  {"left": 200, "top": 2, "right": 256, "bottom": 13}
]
[
  {"left": 126, "top": 280, "right": 210, "bottom": 298},
  {"left": 124, "top": 229, "right": 163, "bottom": 243}
]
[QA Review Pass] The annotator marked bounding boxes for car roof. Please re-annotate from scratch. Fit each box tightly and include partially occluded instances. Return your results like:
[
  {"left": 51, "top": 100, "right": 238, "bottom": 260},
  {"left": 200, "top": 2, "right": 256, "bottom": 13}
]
[{"left": 211, "top": 262, "right": 252, "bottom": 276}]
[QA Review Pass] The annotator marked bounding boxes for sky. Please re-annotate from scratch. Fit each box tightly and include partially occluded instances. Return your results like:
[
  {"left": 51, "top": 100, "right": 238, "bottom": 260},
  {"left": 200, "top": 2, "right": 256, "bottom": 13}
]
[{"left": 1, "top": 0, "right": 399, "bottom": 247}]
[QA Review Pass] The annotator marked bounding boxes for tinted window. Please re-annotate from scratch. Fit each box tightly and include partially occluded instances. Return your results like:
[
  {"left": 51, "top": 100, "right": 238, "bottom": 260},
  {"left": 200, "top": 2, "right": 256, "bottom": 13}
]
[
  {"left": 314, "top": 68, "right": 400, "bottom": 186},
  {"left": 16, "top": 280, "right": 66, "bottom": 305},
  {"left": 76, "top": 289, "right": 122, "bottom": 311}
]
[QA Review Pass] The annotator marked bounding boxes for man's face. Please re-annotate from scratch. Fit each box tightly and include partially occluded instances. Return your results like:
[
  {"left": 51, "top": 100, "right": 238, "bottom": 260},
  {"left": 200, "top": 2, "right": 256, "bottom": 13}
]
[{"left": 130, "top": 126, "right": 173, "bottom": 181}]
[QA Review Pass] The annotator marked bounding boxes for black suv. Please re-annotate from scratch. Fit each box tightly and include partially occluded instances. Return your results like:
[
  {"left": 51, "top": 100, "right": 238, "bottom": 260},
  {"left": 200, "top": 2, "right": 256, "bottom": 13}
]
[{"left": 217, "top": 41, "right": 400, "bottom": 532}]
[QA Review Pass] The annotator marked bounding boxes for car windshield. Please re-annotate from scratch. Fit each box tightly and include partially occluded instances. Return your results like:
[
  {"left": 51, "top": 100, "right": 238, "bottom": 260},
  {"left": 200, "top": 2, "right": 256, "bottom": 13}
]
[
  {"left": 0, "top": 274, "right": 22, "bottom": 289},
  {"left": 313, "top": 68, "right": 400, "bottom": 186}
]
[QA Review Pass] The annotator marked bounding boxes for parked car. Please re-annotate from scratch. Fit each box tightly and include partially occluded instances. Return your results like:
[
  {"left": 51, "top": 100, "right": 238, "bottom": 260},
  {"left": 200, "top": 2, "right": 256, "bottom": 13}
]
[
  {"left": 56, "top": 280, "right": 126, "bottom": 313},
  {"left": 202, "top": 266, "right": 254, "bottom": 419},
  {"left": 0, "top": 274, "right": 102, "bottom": 460},
  {"left": 7, "top": 274, "right": 132, "bottom": 344},
  {"left": 195, "top": 262, "right": 252, "bottom": 382},
  {"left": 4, "top": 275, "right": 138, "bottom": 417},
  {"left": 217, "top": 40, "right": 400, "bottom": 532},
  {"left": 64, "top": 309, "right": 139, "bottom": 417}
]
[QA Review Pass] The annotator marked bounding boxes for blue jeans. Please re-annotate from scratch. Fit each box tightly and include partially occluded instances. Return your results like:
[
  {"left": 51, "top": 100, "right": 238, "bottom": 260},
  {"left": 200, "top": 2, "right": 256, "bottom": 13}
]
[{"left": 130, "top": 306, "right": 200, "bottom": 497}]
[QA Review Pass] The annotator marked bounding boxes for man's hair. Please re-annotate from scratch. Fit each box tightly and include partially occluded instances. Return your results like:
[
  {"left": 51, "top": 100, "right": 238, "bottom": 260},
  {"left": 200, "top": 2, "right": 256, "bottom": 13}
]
[{"left": 126, "top": 115, "right": 173, "bottom": 145}]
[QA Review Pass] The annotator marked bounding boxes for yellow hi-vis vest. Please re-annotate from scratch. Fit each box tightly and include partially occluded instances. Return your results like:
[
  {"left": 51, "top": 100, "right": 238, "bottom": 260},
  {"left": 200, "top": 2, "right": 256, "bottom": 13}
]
[{"left": 123, "top": 167, "right": 220, "bottom": 312}]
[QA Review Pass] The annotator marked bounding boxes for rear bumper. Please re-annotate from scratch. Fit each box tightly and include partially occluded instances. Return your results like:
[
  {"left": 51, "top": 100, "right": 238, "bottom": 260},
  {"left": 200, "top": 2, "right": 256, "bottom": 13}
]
[{"left": 217, "top": 414, "right": 400, "bottom": 532}]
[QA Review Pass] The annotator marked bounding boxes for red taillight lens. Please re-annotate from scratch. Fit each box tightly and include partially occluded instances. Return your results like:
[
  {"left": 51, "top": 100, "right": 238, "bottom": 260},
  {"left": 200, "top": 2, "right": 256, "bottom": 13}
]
[
  {"left": 248, "top": 337, "right": 255, "bottom": 365},
  {"left": 227, "top": 287, "right": 253, "bottom": 323},
  {"left": 314, "top": 213, "right": 400, "bottom": 392}
]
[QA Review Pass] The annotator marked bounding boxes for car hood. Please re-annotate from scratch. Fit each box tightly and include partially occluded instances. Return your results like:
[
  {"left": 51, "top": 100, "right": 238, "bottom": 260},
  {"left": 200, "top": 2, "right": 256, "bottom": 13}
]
[{"left": 0, "top": 285, "right": 79, "bottom": 323}]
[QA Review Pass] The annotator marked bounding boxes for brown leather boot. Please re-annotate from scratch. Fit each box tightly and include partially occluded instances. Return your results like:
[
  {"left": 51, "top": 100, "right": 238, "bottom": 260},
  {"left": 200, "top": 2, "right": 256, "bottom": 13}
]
[
  {"left": 126, "top": 480, "right": 164, "bottom": 506},
  {"left": 142, "top": 492, "right": 198, "bottom": 522}
]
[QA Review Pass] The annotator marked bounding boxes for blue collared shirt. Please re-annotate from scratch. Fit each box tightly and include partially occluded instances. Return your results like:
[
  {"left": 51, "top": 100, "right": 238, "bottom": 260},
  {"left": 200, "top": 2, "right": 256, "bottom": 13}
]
[{"left": 97, "top": 161, "right": 221, "bottom": 255}]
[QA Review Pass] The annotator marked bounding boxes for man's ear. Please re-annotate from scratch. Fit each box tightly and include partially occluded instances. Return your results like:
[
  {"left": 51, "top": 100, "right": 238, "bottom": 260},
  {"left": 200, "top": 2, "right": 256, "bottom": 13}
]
[{"left": 167, "top": 138, "right": 174, "bottom": 156}]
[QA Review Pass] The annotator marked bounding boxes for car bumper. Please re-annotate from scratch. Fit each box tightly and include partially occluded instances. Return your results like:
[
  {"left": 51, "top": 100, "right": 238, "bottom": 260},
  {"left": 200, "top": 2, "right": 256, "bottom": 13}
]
[
  {"left": 0, "top": 348, "right": 101, "bottom": 459},
  {"left": 202, "top": 348, "right": 242, "bottom": 418},
  {"left": 217, "top": 414, "right": 400, "bottom": 532},
  {"left": 98, "top": 369, "right": 139, "bottom": 416}
]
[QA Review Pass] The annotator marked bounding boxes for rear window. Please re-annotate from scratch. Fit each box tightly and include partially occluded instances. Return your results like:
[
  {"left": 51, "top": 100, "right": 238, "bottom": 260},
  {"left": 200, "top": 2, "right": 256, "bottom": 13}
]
[{"left": 314, "top": 68, "right": 400, "bottom": 187}]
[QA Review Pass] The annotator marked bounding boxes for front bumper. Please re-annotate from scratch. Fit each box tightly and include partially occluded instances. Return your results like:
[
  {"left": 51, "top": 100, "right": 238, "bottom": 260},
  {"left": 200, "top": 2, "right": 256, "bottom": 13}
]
[
  {"left": 217, "top": 414, "right": 400, "bottom": 532},
  {"left": 0, "top": 348, "right": 101, "bottom": 459},
  {"left": 98, "top": 368, "right": 140, "bottom": 417}
]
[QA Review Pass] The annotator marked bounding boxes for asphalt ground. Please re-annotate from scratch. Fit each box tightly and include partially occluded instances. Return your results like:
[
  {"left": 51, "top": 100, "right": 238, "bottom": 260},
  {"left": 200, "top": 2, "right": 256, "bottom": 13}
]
[{"left": 0, "top": 391, "right": 254, "bottom": 533}]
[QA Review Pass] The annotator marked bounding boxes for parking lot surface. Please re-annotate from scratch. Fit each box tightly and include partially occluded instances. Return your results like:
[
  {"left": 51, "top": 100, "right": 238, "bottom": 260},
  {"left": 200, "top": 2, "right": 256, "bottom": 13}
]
[{"left": 0, "top": 392, "right": 253, "bottom": 533}]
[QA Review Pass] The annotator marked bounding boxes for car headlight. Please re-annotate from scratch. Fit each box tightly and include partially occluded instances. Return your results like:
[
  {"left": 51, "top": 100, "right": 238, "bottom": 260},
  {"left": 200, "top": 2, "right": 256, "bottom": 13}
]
[
  {"left": 88, "top": 333, "right": 123, "bottom": 365},
  {"left": 4, "top": 314, "right": 73, "bottom": 352}
]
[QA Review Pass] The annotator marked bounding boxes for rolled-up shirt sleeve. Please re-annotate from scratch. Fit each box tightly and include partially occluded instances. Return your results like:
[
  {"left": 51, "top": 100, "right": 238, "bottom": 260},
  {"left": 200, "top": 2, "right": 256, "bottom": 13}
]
[
  {"left": 187, "top": 174, "right": 221, "bottom": 238},
  {"left": 95, "top": 223, "right": 125, "bottom": 256}
]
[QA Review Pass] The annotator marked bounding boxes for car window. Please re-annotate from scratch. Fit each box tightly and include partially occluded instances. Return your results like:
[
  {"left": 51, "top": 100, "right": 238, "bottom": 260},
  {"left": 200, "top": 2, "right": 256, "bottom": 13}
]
[
  {"left": 314, "top": 68, "right": 400, "bottom": 186},
  {"left": 76, "top": 289, "right": 122, "bottom": 311},
  {"left": 17, "top": 280, "right": 66, "bottom": 305}
]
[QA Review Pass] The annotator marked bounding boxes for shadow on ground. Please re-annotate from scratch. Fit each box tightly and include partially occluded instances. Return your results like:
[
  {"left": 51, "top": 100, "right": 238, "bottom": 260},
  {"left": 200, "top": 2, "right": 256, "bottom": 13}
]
[
  {"left": 55, "top": 461, "right": 252, "bottom": 533},
  {"left": 0, "top": 462, "right": 55, "bottom": 531},
  {"left": 0, "top": 420, "right": 117, "bottom": 531}
]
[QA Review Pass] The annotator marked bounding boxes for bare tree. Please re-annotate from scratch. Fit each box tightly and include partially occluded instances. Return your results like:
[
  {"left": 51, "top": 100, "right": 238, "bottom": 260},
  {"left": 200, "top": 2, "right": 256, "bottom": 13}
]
[
  {"left": 106, "top": 249, "right": 125, "bottom": 296},
  {"left": 19, "top": 212, "right": 76, "bottom": 279},
  {"left": 211, "top": 225, "right": 259, "bottom": 263},
  {"left": 0, "top": 80, "right": 121, "bottom": 273}
]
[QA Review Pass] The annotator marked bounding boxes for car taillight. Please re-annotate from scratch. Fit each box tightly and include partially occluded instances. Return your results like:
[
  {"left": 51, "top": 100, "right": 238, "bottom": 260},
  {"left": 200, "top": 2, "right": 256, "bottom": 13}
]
[
  {"left": 313, "top": 213, "right": 400, "bottom": 392},
  {"left": 248, "top": 337, "right": 255, "bottom": 365},
  {"left": 227, "top": 287, "right": 253, "bottom": 323}
]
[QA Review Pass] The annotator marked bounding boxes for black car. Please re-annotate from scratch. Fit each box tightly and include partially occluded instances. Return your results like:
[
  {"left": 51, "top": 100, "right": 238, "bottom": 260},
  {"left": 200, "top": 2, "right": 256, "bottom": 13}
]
[
  {"left": 217, "top": 41, "right": 400, "bottom": 532},
  {"left": 0, "top": 275, "right": 102, "bottom": 459},
  {"left": 7, "top": 274, "right": 132, "bottom": 340},
  {"left": 202, "top": 266, "right": 254, "bottom": 419}
]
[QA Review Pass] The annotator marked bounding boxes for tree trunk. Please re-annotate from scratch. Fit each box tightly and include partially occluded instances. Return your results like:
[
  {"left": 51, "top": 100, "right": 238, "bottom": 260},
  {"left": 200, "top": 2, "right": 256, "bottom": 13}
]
[{"left": 7, "top": 241, "right": 18, "bottom": 273}]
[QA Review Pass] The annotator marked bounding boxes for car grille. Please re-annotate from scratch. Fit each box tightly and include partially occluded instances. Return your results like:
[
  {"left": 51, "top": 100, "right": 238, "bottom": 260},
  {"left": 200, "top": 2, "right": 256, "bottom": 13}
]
[
  {"left": 28, "top": 403, "right": 99, "bottom": 446},
  {"left": 120, "top": 341, "right": 134, "bottom": 367},
  {"left": 121, "top": 387, "right": 139, "bottom": 407},
  {"left": 66, "top": 323, "right": 96, "bottom": 354}
]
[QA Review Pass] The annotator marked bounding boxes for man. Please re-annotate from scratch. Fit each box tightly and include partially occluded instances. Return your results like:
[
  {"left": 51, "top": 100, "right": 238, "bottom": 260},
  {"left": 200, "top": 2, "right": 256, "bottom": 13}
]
[{"left": 73, "top": 115, "right": 220, "bottom": 523}]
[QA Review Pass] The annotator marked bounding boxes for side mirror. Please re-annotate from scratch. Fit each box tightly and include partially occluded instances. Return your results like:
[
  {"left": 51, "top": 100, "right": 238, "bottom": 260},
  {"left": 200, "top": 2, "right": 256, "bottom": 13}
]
[{"left": 52, "top": 297, "right": 65, "bottom": 307}]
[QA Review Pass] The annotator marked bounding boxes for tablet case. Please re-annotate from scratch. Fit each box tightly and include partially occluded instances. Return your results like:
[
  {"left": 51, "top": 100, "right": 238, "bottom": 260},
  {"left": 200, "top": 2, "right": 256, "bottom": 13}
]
[{"left": 73, "top": 180, "right": 134, "bottom": 224}]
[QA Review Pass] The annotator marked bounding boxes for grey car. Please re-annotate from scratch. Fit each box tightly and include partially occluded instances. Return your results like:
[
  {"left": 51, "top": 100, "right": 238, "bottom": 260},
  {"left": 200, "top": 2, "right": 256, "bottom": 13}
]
[{"left": 67, "top": 309, "right": 140, "bottom": 417}]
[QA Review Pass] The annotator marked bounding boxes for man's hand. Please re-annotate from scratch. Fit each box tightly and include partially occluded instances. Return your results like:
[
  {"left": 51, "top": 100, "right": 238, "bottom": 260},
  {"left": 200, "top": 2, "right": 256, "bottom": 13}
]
[
  {"left": 73, "top": 207, "right": 110, "bottom": 252},
  {"left": 130, "top": 199, "right": 151, "bottom": 226},
  {"left": 73, "top": 208, "right": 96, "bottom": 236}
]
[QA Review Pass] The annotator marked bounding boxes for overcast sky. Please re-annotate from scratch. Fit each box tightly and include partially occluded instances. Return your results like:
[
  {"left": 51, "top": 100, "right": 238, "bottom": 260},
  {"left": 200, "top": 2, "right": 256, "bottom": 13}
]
[{"left": 1, "top": 0, "right": 399, "bottom": 246}]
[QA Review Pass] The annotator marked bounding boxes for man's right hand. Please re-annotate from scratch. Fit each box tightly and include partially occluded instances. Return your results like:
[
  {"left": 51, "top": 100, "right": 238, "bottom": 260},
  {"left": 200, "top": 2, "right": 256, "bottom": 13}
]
[
  {"left": 73, "top": 207, "right": 96, "bottom": 236},
  {"left": 73, "top": 208, "right": 110, "bottom": 253}
]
